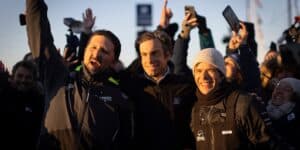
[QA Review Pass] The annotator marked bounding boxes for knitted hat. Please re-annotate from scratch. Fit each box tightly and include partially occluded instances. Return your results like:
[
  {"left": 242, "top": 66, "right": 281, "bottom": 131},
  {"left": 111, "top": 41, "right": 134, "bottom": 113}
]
[
  {"left": 193, "top": 48, "right": 226, "bottom": 75},
  {"left": 279, "top": 77, "right": 300, "bottom": 96}
]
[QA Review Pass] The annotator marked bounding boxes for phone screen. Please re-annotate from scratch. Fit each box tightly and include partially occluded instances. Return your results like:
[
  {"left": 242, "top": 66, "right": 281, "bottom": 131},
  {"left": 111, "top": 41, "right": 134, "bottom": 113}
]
[{"left": 222, "top": 5, "right": 240, "bottom": 32}]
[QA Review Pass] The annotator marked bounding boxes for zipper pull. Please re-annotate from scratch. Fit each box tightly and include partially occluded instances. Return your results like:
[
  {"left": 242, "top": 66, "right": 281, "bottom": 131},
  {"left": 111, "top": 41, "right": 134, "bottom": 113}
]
[{"left": 196, "top": 130, "right": 206, "bottom": 142}]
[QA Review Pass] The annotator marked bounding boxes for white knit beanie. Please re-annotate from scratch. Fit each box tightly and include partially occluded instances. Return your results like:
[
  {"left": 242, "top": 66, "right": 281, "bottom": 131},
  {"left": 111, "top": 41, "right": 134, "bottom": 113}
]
[
  {"left": 279, "top": 77, "right": 300, "bottom": 96},
  {"left": 193, "top": 48, "right": 226, "bottom": 75}
]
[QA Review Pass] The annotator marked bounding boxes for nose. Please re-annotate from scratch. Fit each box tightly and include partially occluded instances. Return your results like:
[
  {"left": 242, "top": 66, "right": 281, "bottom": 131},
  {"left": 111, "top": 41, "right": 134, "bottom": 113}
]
[
  {"left": 144, "top": 54, "right": 155, "bottom": 64},
  {"left": 16, "top": 75, "right": 28, "bottom": 85},
  {"left": 97, "top": 52, "right": 103, "bottom": 63},
  {"left": 95, "top": 48, "right": 104, "bottom": 63},
  {"left": 16, "top": 74, "right": 25, "bottom": 82},
  {"left": 273, "top": 87, "right": 282, "bottom": 95},
  {"left": 200, "top": 70, "right": 210, "bottom": 80}
]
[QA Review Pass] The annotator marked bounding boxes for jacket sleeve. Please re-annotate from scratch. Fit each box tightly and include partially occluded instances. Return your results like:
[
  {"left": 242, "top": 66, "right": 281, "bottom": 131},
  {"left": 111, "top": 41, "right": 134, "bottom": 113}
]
[
  {"left": 227, "top": 45, "right": 262, "bottom": 94},
  {"left": 171, "top": 35, "right": 193, "bottom": 78},
  {"left": 236, "top": 94, "right": 271, "bottom": 148},
  {"left": 78, "top": 32, "right": 91, "bottom": 62},
  {"left": 26, "top": 0, "right": 68, "bottom": 97}
]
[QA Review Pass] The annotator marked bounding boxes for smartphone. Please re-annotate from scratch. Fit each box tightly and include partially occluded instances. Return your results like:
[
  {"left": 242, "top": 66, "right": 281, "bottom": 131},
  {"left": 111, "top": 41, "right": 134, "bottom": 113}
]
[
  {"left": 222, "top": 5, "right": 240, "bottom": 32},
  {"left": 19, "top": 14, "right": 26, "bottom": 26},
  {"left": 184, "top": 5, "right": 196, "bottom": 19}
]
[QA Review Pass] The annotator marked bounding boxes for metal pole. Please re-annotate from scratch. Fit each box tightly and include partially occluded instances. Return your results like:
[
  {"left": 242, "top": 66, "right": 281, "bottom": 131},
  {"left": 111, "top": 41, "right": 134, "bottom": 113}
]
[{"left": 288, "top": 0, "right": 292, "bottom": 26}]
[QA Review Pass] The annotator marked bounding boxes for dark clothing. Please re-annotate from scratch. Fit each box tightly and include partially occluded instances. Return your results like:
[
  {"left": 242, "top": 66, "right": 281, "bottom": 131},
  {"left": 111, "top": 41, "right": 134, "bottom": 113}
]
[
  {"left": 26, "top": 0, "right": 132, "bottom": 149},
  {"left": 226, "top": 45, "right": 262, "bottom": 95},
  {"left": 271, "top": 103, "right": 300, "bottom": 149},
  {"left": 191, "top": 88, "right": 271, "bottom": 150},
  {"left": 171, "top": 30, "right": 215, "bottom": 79},
  {"left": 171, "top": 36, "right": 193, "bottom": 79},
  {"left": 156, "top": 23, "right": 179, "bottom": 48},
  {"left": 38, "top": 67, "right": 132, "bottom": 150},
  {"left": 120, "top": 70, "right": 196, "bottom": 150},
  {"left": 1, "top": 83, "right": 44, "bottom": 150}
]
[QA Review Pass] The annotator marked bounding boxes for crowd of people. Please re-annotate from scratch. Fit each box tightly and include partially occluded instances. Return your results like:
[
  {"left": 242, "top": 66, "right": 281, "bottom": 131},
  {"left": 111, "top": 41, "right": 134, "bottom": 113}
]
[{"left": 1, "top": 0, "right": 300, "bottom": 149}]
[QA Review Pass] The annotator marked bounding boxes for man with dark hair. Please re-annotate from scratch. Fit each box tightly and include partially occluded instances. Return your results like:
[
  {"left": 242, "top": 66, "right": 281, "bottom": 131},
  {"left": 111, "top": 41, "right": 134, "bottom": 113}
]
[
  {"left": 11, "top": 60, "right": 39, "bottom": 91},
  {"left": 121, "top": 30, "right": 195, "bottom": 150},
  {"left": 25, "top": 0, "right": 132, "bottom": 149},
  {"left": 1, "top": 60, "right": 44, "bottom": 149}
]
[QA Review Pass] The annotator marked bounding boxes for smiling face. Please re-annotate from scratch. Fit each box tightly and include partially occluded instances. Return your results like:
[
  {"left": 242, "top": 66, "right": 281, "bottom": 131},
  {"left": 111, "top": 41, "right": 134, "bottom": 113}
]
[
  {"left": 193, "top": 62, "right": 223, "bottom": 95},
  {"left": 139, "top": 39, "right": 170, "bottom": 81},
  {"left": 13, "top": 66, "right": 34, "bottom": 92},
  {"left": 83, "top": 35, "right": 115, "bottom": 74}
]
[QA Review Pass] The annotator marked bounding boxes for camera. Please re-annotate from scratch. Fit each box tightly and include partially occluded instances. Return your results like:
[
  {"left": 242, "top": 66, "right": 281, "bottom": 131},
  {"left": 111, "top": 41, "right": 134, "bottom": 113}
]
[{"left": 63, "top": 17, "right": 83, "bottom": 34}]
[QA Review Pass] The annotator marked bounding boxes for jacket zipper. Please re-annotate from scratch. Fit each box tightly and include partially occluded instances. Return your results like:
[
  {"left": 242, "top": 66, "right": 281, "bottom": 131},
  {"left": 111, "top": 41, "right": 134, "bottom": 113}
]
[{"left": 207, "top": 106, "right": 215, "bottom": 150}]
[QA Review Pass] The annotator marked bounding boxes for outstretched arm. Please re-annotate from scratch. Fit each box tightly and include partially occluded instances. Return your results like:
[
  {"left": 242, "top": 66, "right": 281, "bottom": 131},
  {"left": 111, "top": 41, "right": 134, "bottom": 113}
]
[
  {"left": 171, "top": 11, "right": 197, "bottom": 78},
  {"left": 78, "top": 8, "right": 96, "bottom": 62},
  {"left": 159, "top": 0, "right": 172, "bottom": 29},
  {"left": 26, "top": 0, "right": 54, "bottom": 59},
  {"left": 227, "top": 23, "right": 261, "bottom": 93},
  {"left": 26, "top": 0, "right": 67, "bottom": 96}
]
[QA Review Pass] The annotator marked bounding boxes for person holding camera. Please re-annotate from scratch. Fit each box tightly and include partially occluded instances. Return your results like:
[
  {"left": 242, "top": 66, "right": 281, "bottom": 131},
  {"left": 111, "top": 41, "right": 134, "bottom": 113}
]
[{"left": 171, "top": 5, "right": 215, "bottom": 79}]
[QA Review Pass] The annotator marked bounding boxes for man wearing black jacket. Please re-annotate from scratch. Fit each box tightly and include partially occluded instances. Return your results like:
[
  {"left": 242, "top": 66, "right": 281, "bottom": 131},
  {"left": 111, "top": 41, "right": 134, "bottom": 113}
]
[
  {"left": 191, "top": 47, "right": 274, "bottom": 150},
  {"left": 25, "top": 0, "right": 132, "bottom": 149},
  {"left": 121, "top": 30, "right": 195, "bottom": 150}
]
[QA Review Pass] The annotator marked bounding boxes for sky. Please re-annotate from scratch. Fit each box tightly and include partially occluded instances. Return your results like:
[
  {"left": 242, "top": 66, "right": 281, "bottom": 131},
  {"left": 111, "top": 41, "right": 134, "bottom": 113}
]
[{"left": 0, "top": 0, "right": 296, "bottom": 71}]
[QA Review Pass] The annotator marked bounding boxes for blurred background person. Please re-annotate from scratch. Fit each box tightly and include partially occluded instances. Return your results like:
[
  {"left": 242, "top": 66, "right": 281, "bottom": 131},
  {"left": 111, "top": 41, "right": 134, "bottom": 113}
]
[{"left": 266, "top": 77, "right": 300, "bottom": 149}]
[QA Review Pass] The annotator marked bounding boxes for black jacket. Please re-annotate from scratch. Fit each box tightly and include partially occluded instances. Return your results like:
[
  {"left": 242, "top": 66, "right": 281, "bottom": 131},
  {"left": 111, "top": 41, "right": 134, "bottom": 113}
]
[
  {"left": 271, "top": 103, "right": 300, "bottom": 149},
  {"left": 1, "top": 83, "right": 44, "bottom": 150},
  {"left": 120, "top": 70, "right": 196, "bottom": 150},
  {"left": 191, "top": 90, "right": 271, "bottom": 150},
  {"left": 26, "top": 0, "right": 132, "bottom": 149}
]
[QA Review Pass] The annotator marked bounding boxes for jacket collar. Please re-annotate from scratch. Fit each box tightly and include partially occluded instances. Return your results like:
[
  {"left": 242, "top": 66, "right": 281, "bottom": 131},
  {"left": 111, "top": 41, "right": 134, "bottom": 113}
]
[{"left": 143, "top": 66, "right": 170, "bottom": 84}]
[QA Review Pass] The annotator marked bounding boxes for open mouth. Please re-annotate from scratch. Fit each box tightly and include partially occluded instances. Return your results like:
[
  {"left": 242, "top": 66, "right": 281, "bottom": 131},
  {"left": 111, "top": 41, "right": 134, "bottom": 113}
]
[
  {"left": 273, "top": 95, "right": 282, "bottom": 101},
  {"left": 90, "top": 59, "right": 100, "bottom": 67}
]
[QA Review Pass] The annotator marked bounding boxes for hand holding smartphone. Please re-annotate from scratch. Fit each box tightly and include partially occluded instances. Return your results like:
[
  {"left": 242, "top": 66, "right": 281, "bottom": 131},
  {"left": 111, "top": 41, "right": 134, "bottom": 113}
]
[
  {"left": 184, "top": 5, "right": 196, "bottom": 19},
  {"left": 222, "top": 5, "right": 240, "bottom": 32}
]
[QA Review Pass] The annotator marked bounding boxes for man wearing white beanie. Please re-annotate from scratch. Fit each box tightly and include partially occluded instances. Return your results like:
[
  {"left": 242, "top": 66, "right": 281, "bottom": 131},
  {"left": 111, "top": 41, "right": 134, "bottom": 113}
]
[{"left": 190, "top": 47, "right": 274, "bottom": 149}]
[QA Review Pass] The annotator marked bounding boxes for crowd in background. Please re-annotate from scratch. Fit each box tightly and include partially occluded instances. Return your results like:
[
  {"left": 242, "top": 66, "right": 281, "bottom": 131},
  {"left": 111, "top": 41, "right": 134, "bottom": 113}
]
[{"left": 1, "top": 0, "right": 300, "bottom": 149}]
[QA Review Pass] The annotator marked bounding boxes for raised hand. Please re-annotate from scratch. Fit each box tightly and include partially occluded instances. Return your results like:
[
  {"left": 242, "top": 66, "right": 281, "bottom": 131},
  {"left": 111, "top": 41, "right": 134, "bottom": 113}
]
[
  {"left": 57, "top": 48, "right": 79, "bottom": 69},
  {"left": 180, "top": 11, "right": 199, "bottom": 39},
  {"left": 82, "top": 8, "right": 96, "bottom": 33},
  {"left": 228, "top": 22, "right": 248, "bottom": 49},
  {"left": 159, "top": 0, "right": 173, "bottom": 28}
]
